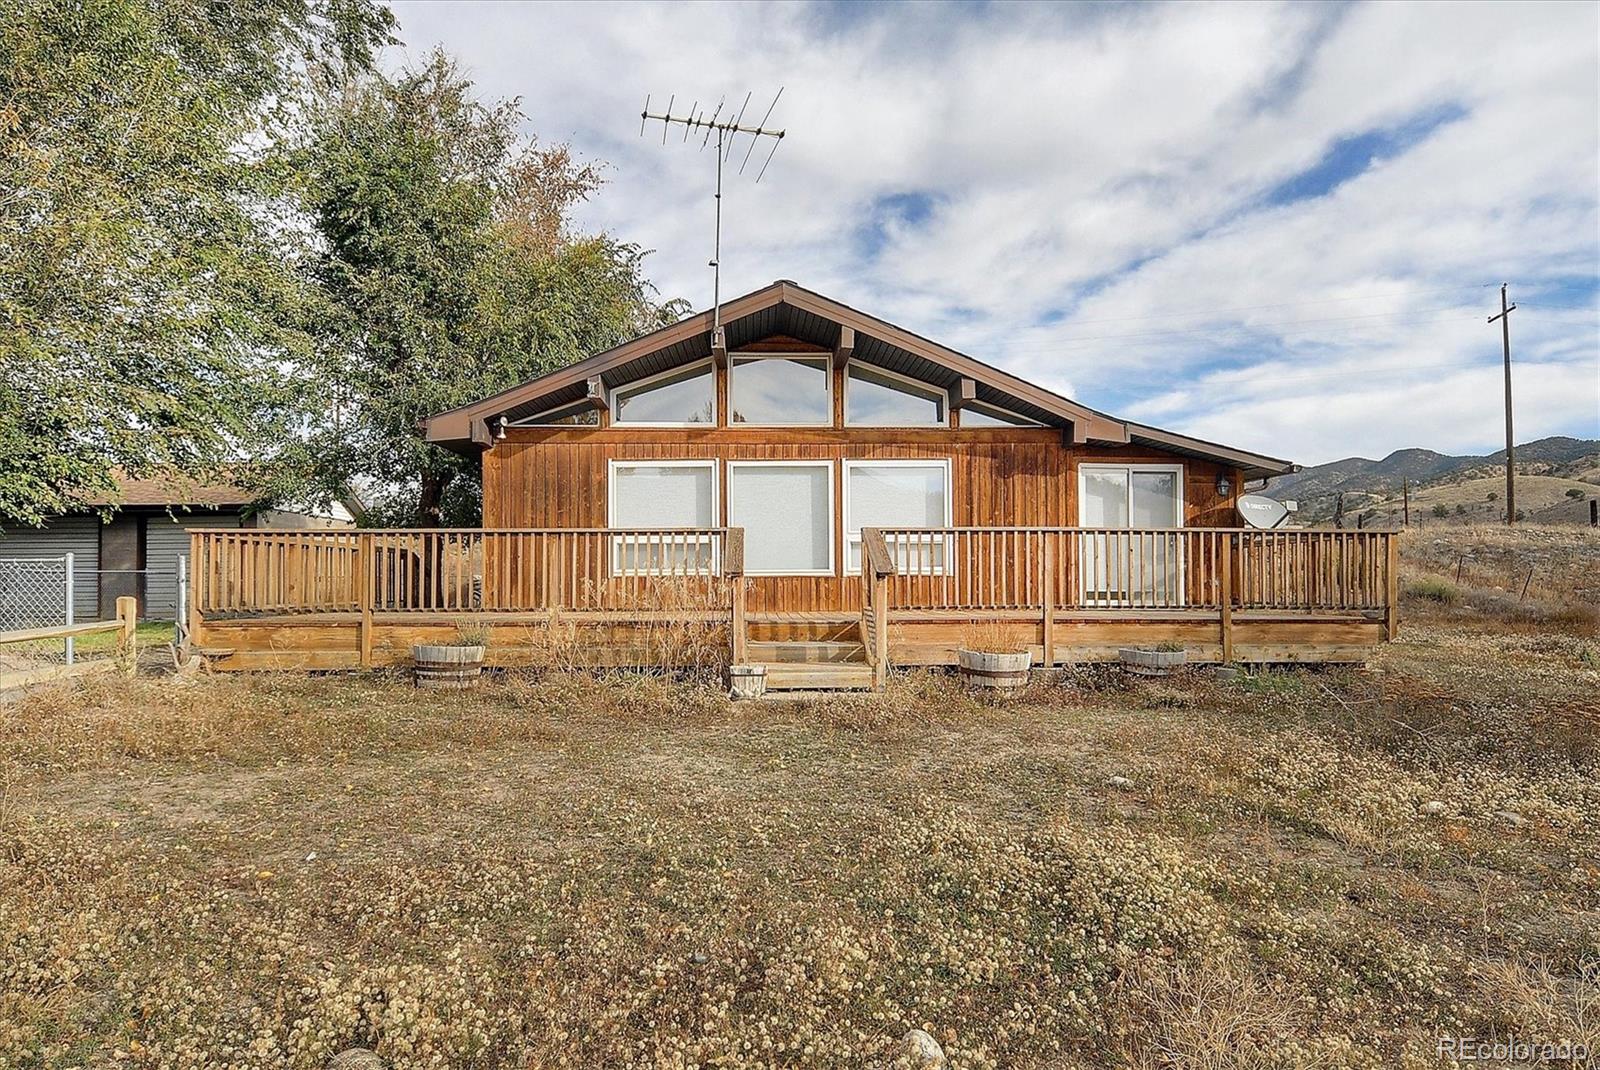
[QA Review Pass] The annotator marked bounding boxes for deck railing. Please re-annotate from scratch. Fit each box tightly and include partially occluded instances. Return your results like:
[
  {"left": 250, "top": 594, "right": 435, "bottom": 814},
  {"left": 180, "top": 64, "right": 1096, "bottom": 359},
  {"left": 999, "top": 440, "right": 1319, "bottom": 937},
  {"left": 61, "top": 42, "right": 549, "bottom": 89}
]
[
  {"left": 190, "top": 528, "right": 737, "bottom": 617},
  {"left": 875, "top": 527, "right": 1397, "bottom": 613}
]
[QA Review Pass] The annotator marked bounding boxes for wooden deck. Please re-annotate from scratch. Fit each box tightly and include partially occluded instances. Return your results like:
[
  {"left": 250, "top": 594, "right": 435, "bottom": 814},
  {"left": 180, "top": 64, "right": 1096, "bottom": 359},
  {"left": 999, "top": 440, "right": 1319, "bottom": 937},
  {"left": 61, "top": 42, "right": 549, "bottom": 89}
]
[{"left": 187, "top": 526, "right": 1398, "bottom": 680}]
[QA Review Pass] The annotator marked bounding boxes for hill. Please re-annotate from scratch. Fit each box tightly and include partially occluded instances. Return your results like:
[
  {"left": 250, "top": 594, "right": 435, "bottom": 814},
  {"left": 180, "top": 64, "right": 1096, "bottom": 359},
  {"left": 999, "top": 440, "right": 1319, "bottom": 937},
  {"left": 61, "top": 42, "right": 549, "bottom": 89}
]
[{"left": 1264, "top": 436, "right": 1599, "bottom": 525}]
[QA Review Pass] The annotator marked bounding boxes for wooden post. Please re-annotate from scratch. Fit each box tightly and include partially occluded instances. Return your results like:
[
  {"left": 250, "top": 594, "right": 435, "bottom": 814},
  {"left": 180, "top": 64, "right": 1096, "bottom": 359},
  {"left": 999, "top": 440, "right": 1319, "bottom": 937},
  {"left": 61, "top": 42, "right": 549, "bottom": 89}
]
[
  {"left": 115, "top": 596, "right": 137, "bottom": 671},
  {"left": 188, "top": 531, "right": 204, "bottom": 655},
  {"left": 359, "top": 533, "right": 374, "bottom": 669},
  {"left": 1040, "top": 536, "right": 1055, "bottom": 667},
  {"left": 861, "top": 528, "right": 894, "bottom": 689},
  {"left": 724, "top": 527, "right": 746, "bottom": 666},
  {"left": 873, "top": 572, "right": 888, "bottom": 688},
  {"left": 1219, "top": 532, "right": 1234, "bottom": 664},
  {"left": 1384, "top": 531, "right": 1400, "bottom": 641}
]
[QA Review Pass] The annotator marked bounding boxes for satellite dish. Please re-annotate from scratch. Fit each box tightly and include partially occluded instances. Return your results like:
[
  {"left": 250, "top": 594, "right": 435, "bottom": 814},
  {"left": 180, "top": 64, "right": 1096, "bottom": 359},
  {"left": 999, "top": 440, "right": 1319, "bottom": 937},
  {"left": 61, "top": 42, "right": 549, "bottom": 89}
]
[{"left": 1238, "top": 494, "right": 1292, "bottom": 529}]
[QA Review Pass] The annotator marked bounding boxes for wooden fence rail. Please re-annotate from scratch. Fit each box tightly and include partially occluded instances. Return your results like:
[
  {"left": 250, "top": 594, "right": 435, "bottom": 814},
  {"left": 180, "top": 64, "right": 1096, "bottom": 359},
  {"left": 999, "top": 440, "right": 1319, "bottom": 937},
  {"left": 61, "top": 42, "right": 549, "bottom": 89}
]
[
  {"left": 0, "top": 596, "right": 138, "bottom": 690},
  {"left": 875, "top": 528, "right": 1396, "bottom": 615},
  {"left": 191, "top": 528, "right": 735, "bottom": 617}
]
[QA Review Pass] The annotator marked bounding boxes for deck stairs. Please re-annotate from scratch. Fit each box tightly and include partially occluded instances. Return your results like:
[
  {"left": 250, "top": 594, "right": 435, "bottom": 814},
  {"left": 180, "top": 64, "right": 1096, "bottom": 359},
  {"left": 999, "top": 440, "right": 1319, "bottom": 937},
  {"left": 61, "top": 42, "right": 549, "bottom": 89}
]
[{"left": 747, "top": 639, "right": 875, "bottom": 691}]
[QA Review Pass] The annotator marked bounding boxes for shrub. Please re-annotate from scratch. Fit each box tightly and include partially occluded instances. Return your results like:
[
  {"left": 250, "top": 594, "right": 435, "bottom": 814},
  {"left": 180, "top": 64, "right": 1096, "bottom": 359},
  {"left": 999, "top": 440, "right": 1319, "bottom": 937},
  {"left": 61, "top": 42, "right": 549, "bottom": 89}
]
[
  {"left": 1405, "top": 575, "right": 1461, "bottom": 604},
  {"left": 1487, "top": 492, "right": 1498, "bottom": 501},
  {"left": 1454, "top": 504, "right": 1467, "bottom": 516},
  {"left": 1566, "top": 488, "right": 1586, "bottom": 499},
  {"left": 1430, "top": 504, "right": 1450, "bottom": 518}
]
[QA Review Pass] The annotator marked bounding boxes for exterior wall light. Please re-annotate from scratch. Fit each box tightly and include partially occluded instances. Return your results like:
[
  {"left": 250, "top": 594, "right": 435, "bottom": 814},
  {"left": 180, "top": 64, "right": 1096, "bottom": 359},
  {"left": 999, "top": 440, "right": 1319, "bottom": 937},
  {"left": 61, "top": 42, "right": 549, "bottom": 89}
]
[{"left": 1216, "top": 475, "right": 1232, "bottom": 498}]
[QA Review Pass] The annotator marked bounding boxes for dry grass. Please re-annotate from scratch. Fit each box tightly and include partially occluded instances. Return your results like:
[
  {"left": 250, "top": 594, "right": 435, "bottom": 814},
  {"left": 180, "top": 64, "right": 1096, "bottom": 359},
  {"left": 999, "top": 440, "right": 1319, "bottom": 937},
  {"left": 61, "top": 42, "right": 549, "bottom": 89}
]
[{"left": 1, "top": 532, "right": 1596, "bottom": 1067}]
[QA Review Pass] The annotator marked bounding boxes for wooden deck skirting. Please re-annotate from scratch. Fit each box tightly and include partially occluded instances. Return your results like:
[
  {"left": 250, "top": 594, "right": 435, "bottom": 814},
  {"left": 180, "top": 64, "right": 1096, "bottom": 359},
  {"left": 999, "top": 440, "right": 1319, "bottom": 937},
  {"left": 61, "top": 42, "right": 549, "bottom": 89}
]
[{"left": 188, "top": 527, "right": 1398, "bottom": 673}]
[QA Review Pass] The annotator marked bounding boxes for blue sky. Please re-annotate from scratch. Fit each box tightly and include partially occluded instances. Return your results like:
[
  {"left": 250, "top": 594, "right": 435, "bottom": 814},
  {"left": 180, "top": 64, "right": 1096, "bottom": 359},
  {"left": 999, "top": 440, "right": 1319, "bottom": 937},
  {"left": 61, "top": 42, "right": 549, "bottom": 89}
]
[{"left": 388, "top": 0, "right": 1599, "bottom": 464}]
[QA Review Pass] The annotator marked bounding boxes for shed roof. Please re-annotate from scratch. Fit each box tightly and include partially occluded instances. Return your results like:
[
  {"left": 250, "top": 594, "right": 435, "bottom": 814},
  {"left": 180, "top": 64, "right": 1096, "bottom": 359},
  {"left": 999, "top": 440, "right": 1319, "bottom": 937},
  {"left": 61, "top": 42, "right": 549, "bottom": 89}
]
[{"left": 425, "top": 280, "right": 1298, "bottom": 479}]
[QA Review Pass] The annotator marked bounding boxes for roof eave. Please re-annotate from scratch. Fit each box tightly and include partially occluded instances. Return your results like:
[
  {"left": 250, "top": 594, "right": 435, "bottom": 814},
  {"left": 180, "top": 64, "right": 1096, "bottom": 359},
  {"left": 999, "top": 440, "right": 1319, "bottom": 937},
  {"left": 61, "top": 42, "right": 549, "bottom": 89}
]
[{"left": 1126, "top": 422, "right": 1299, "bottom": 481}]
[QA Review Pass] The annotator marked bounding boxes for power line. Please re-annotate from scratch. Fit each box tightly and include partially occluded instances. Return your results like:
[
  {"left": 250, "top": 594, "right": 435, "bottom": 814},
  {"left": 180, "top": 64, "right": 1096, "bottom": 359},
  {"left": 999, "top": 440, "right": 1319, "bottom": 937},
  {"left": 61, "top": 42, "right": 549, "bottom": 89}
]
[
  {"left": 990, "top": 306, "right": 1487, "bottom": 349},
  {"left": 1036, "top": 283, "right": 1494, "bottom": 327}
]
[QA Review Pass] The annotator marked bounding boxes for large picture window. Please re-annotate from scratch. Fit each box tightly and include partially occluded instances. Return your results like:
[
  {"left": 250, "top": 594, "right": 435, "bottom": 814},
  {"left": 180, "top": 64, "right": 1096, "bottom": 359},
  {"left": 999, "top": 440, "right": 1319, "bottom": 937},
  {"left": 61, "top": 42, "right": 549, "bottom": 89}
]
[
  {"left": 845, "top": 365, "right": 946, "bottom": 426},
  {"left": 607, "top": 460, "right": 718, "bottom": 573},
  {"left": 843, "top": 459, "right": 952, "bottom": 573},
  {"left": 612, "top": 361, "right": 716, "bottom": 425},
  {"left": 730, "top": 355, "right": 832, "bottom": 426},
  {"left": 727, "top": 462, "right": 834, "bottom": 575}
]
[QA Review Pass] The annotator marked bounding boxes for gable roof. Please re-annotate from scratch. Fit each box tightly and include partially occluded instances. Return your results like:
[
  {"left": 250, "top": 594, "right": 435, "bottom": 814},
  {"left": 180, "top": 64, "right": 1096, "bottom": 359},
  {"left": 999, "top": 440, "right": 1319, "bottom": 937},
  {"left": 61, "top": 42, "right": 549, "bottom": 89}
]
[
  {"left": 82, "top": 472, "right": 257, "bottom": 509},
  {"left": 424, "top": 280, "right": 1297, "bottom": 479}
]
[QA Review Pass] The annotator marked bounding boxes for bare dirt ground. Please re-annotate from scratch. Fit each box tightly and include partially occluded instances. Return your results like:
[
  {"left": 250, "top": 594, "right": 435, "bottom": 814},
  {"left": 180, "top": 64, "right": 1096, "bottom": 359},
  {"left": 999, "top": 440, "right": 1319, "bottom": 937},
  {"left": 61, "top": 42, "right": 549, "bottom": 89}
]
[{"left": 2, "top": 529, "right": 1596, "bottom": 1069}]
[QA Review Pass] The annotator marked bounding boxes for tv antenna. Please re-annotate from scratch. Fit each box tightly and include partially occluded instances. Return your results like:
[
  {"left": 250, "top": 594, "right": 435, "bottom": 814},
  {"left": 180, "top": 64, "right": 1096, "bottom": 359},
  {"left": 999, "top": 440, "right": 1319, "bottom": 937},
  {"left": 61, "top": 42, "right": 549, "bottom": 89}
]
[{"left": 641, "top": 90, "right": 786, "bottom": 355}]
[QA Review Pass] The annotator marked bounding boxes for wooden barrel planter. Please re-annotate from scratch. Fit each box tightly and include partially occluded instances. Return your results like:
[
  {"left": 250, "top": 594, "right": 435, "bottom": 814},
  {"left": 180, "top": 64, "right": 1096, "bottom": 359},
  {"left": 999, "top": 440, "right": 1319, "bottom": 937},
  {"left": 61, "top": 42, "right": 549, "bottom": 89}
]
[
  {"left": 1118, "top": 647, "right": 1187, "bottom": 677},
  {"left": 957, "top": 649, "right": 1032, "bottom": 690},
  {"left": 727, "top": 664, "right": 767, "bottom": 700},
  {"left": 413, "top": 644, "right": 486, "bottom": 689}
]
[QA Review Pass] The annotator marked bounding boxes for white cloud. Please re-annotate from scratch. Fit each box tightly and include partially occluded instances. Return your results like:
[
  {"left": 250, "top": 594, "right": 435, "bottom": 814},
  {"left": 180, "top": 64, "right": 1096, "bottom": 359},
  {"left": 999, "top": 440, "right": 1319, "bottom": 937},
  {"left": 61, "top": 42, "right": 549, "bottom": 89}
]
[{"left": 386, "top": 0, "right": 1599, "bottom": 464}]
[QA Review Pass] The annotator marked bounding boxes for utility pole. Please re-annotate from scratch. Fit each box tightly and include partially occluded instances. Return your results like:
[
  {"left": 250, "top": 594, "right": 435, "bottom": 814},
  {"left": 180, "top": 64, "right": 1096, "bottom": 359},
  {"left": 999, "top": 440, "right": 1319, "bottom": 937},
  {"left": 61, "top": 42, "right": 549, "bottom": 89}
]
[
  {"left": 1488, "top": 283, "right": 1517, "bottom": 525},
  {"left": 1402, "top": 479, "right": 1409, "bottom": 527}
]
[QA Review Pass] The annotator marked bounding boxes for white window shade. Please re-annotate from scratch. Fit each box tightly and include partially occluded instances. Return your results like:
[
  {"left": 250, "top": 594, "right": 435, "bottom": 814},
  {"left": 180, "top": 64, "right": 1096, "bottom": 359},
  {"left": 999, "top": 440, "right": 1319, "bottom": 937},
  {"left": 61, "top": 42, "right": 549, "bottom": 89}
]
[
  {"left": 729, "top": 464, "right": 832, "bottom": 574},
  {"left": 844, "top": 461, "right": 951, "bottom": 571},
  {"left": 611, "top": 464, "right": 715, "bottom": 527}
]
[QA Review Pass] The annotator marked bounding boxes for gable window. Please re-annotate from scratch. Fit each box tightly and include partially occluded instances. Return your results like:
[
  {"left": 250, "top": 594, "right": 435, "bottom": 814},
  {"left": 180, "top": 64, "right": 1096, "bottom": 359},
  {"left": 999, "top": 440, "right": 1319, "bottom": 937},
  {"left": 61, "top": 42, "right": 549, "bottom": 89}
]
[
  {"left": 728, "top": 461, "right": 834, "bottom": 575},
  {"left": 843, "top": 459, "right": 951, "bottom": 573},
  {"left": 1077, "top": 463, "right": 1184, "bottom": 605},
  {"left": 730, "top": 355, "right": 832, "bottom": 425},
  {"left": 960, "top": 402, "right": 1041, "bottom": 427},
  {"left": 512, "top": 401, "right": 600, "bottom": 426},
  {"left": 612, "top": 361, "right": 715, "bottom": 425},
  {"left": 845, "top": 364, "right": 946, "bottom": 426},
  {"left": 607, "top": 460, "right": 718, "bottom": 573}
]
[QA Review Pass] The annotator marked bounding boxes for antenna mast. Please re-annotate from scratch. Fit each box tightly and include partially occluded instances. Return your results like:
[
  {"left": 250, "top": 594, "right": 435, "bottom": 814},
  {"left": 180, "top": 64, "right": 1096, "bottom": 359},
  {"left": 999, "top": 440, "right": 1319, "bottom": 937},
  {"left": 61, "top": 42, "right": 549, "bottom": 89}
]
[{"left": 641, "top": 90, "right": 785, "bottom": 354}]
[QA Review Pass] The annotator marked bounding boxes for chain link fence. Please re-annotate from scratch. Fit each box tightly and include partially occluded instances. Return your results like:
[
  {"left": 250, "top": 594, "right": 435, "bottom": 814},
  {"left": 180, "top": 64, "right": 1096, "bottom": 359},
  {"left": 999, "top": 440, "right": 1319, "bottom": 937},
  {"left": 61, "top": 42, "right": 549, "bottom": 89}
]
[{"left": 0, "top": 555, "right": 73, "bottom": 667}]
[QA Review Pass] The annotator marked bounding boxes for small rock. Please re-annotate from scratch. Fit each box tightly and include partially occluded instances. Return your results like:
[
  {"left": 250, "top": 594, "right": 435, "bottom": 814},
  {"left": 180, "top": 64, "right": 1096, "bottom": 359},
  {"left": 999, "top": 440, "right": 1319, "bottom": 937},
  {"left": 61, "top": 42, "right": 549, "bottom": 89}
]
[
  {"left": 899, "top": 1029, "right": 947, "bottom": 1069},
  {"left": 1214, "top": 666, "right": 1241, "bottom": 682},
  {"left": 304, "top": 851, "right": 318, "bottom": 863},
  {"left": 1419, "top": 801, "right": 1448, "bottom": 817},
  {"left": 1494, "top": 810, "right": 1526, "bottom": 827},
  {"left": 1108, "top": 776, "right": 1134, "bottom": 790},
  {"left": 688, "top": 951, "right": 709, "bottom": 965},
  {"left": 328, "top": 1049, "right": 383, "bottom": 1070}
]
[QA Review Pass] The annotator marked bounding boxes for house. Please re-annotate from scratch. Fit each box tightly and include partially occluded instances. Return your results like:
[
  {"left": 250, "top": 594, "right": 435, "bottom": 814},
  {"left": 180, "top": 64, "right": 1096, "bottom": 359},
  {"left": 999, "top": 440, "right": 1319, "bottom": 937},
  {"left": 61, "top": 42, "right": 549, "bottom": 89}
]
[
  {"left": 0, "top": 475, "right": 348, "bottom": 623},
  {"left": 184, "top": 281, "right": 1397, "bottom": 683}
]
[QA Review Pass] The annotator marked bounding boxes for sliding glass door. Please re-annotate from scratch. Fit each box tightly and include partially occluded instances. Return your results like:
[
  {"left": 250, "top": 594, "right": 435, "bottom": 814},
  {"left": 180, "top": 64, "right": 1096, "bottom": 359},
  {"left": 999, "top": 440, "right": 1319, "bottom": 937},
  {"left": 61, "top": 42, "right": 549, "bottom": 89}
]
[{"left": 1078, "top": 465, "right": 1184, "bottom": 605}]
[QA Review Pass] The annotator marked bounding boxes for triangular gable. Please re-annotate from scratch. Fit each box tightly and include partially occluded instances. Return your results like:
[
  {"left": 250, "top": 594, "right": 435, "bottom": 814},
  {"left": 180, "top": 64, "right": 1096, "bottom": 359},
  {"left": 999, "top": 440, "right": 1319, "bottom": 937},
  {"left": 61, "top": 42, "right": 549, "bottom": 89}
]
[{"left": 423, "top": 280, "right": 1295, "bottom": 479}]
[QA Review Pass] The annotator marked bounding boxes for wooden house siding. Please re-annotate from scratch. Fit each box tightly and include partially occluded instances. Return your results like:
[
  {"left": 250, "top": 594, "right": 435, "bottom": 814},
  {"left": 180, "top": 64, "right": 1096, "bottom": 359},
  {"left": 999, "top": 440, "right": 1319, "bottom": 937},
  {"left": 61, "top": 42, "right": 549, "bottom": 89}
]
[{"left": 482, "top": 425, "right": 1242, "bottom": 615}]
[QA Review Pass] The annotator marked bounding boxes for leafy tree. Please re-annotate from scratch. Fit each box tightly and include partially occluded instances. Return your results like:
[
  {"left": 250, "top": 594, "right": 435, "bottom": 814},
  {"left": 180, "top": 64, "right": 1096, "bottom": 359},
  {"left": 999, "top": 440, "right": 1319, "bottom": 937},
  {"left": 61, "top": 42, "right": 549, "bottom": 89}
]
[
  {"left": 290, "top": 53, "right": 683, "bottom": 525},
  {"left": 0, "top": 0, "right": 393, "bottom": 527}
]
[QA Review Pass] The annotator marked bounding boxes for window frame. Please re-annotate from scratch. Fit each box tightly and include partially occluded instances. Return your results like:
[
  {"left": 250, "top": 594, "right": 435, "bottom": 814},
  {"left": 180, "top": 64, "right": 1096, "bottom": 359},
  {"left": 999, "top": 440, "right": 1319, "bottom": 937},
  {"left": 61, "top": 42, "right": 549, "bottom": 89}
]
[
  {"left": 959, "top": 400, "right": 1043, "bottom": 428},
  {"left": 605, "top": 458, "right": 721, "bottom": 575},
  {"left": 510, "top": 400, "right": 601, "bottom": 427},
  {"left": 726, "top": 459, "right": 837, "bottom": 577},
  {"left": 842, "top": 458, "right": 954, "bottom": 575},
  {"left": 1075, "top": 463, "right": 1186, "bottom": 528},
  {"left": 609, "top": 358, "right": 718, "bottom": 427},
  {"left": 728, "top": 352, "right": 835, "bottom": 428},
  {"left": 843, "top": 361, "right": 949, "bottom": 428}
]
